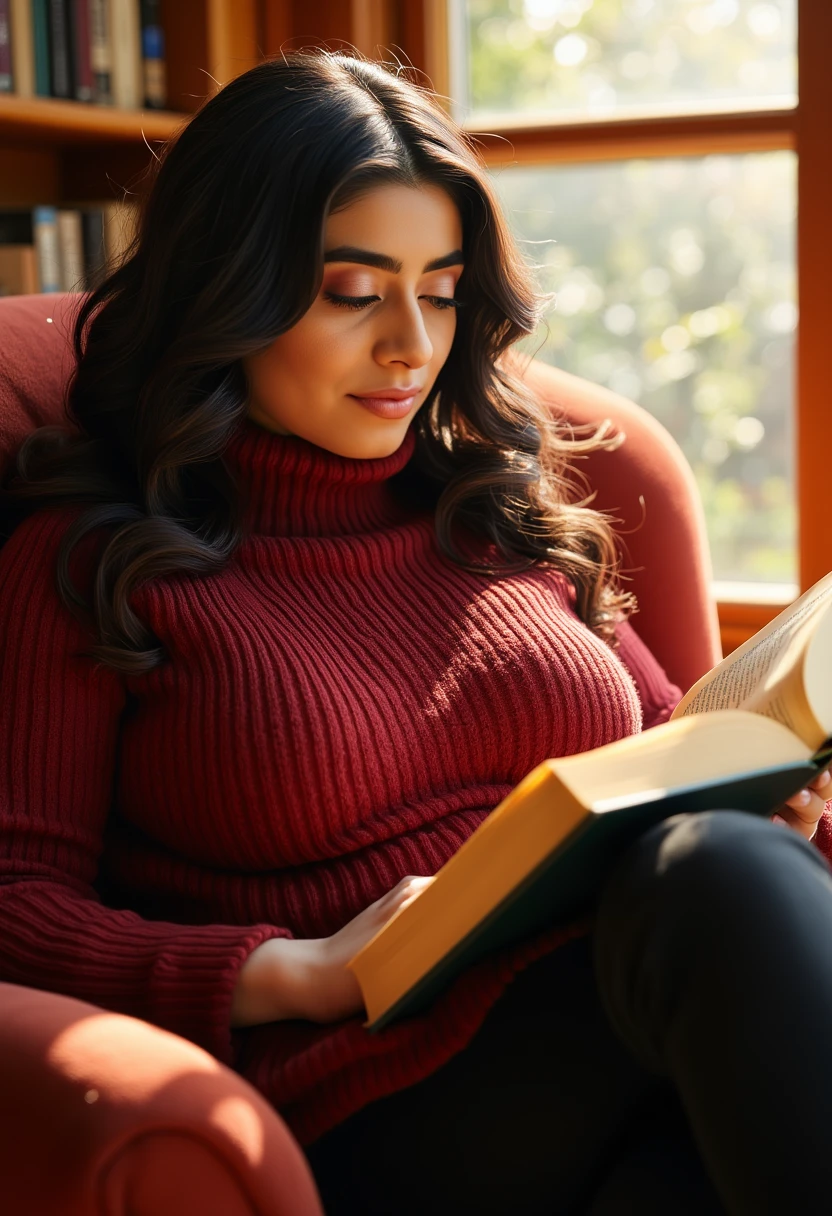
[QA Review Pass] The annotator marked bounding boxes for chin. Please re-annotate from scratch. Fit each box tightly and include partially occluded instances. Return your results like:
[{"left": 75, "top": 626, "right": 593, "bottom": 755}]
[
  {"left": 331, "top": 426, "right": 410, "bottom": 460},
  {"left": 321, "top": 408, "right": 414, "bottom": 460}
]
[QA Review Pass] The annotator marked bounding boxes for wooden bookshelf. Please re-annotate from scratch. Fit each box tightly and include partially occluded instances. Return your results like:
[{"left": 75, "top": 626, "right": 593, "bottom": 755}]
[
  {"left": 0, "top": 1, "right": 408, "bottom": 205},
  {"left": 0, "top": 93, "right": 185, "bottom": 143},
  {"left": 0, "top": 0, "right": 272, "bottom": 205}
]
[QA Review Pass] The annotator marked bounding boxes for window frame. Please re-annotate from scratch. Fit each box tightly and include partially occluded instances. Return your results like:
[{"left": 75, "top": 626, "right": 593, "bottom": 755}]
[{"left": 409, "top": 0, "right": 830, "bottom": 649}]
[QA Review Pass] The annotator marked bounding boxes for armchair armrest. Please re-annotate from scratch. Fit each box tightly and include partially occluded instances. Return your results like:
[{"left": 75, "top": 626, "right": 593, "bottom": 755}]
[
  {"left": 513, "top": 355, "right": 722, "bottom": 691},
  {"left": 0, "top": 982, "right": 324, "bottom": 1216}
]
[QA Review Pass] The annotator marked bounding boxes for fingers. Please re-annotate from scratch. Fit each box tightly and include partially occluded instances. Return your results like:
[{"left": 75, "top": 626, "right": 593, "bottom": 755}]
[
  {"left": 810, "top": 769, "right": 832, "bottom": 796},
  {"left": 773, "top": 806, "right": 817, "bottom": 839},
  {"left": 377, "top": 875, "right": 433, "bottom": 910},
  {"left": 784, "top": 770, "right": 830, "bottom": 813},
  {"left": 774, "top": 781, "right": 828, "bottom": 841},
  {"left": 785, "top": 789, "right": 825, "bottom": 826},
  {"left": 397, "top": 875, "right": 434, "bottom": 901}
]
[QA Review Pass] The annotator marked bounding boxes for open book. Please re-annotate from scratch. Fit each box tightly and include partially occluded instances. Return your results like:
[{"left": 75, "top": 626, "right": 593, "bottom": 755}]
[{"left": 348, "top": 573, "right": 832, "bottom": 1031}]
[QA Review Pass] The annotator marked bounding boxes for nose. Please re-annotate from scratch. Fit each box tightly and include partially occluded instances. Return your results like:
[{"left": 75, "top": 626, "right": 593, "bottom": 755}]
[{"left": 374, "top": 294, "right": 435, "bottom": 369}]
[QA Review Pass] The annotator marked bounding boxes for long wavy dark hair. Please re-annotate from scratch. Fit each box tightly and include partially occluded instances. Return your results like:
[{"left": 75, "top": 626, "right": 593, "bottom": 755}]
[{"left": 1, "top": 49, "right": 634, "bottom": 675}]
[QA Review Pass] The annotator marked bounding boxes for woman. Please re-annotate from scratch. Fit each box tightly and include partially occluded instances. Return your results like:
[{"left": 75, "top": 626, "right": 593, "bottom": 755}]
[{"left": 1, "top": 50, "right": 830, "bottom": 1215}]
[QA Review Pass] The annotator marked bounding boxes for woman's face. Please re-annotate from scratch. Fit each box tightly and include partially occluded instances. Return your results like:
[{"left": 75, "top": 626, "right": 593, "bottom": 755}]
[{"left": 241, "top": 182, "right": 464, "bottom": 459}]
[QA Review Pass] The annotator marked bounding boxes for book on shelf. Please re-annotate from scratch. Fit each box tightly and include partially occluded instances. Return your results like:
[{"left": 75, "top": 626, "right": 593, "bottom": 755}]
[
  {"left": 0, "top": 244, "right": 37, "bottom": 292},
  {"left": 32, "top": 0, "right": 50, "bottom": 96},
  {"left": 89, "top": 0, "right": 110, "bottom": 103},
  {"left": 139, "top": 0, "right": 164, "bottom": 108},
  {"left": 68, "top": 0, "right": 93, "bottom": 102},
  {"left": 0, "top": 199, "right": 136, "bottom": 294},
  {"left": 10, "top": 0, "right": 35, "bottom": 95},
  {"left": 47, "top": 0, "right": 71, "bottom": 98},
  {"left": 56, "top": 207, "right": 84, "bottom": 289},
  {"left": 33, "top": 204, "right": 60, "bottom": 290},
  {"left": 110, "top": 0, "right": 141, "bottom": 108},
  {"left": 0, "top": 1, "right": 11, "bottom": 93},
  {"left": 80, "top": 206, "right": 104, "bottom": 285},
  {"left": 1, "top": 0, "right": 162, "bottom": 108},
  {"left": 348, "top": 572, "right": 832, "bottom": 1032}
]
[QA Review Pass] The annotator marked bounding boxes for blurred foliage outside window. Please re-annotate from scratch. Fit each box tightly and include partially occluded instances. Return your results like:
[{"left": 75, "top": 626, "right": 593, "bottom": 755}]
[
  {"left": 459, "top": 0, "right": 796, "bottom": 119},
  {"left": 456, "top": 0, "right": 798, "bottom": 587}
]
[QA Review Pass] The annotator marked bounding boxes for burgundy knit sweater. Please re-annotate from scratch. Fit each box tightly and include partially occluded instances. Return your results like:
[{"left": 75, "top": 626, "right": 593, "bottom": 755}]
[{"left": 0, "top": 414, "right": 766, "bottom": 1145}]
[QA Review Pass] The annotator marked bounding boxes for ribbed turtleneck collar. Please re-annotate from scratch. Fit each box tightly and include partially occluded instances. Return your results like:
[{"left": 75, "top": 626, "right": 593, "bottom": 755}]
[{"left": 223, "top": 416, "right": 419, "bottom": 538}]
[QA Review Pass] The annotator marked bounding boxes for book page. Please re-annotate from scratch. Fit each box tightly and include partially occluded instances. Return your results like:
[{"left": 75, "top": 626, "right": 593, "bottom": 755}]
[
  {"left": 740, "top": 664, "right": 822, "bottom": 747},
  {"left": 673, "top": 574, "right": 832, "bottom": 722}
]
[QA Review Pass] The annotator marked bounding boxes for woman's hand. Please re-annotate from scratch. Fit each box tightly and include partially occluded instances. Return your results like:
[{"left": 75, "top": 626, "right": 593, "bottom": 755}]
[
  {"left": 231, "top": 875, "right": 433, "bottom": 1028},
  {"left": 773, "top": 769, "right": 832, "bottom": 841}
]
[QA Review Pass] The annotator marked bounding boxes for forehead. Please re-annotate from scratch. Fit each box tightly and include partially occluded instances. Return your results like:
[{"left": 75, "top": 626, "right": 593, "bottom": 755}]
[{"left": 324, "top": 183, "right": 463, "bottom": 252}]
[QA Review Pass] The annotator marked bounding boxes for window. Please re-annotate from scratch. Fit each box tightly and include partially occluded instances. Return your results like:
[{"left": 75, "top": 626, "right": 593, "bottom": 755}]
[
  {"left": 489, "top": 152, "right": 796, "bottom": 589},
  {"left": 419, "top": 0, "right": 829, "bottom": 641},
  {"left": 456, "top": 0, "right": 796, "bottom": 120}
]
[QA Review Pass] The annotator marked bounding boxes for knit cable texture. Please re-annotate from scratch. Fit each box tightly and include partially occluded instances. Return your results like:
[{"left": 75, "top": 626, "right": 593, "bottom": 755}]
[{"left": 1, "top": 416, "right": 693, "bottom": 1143}]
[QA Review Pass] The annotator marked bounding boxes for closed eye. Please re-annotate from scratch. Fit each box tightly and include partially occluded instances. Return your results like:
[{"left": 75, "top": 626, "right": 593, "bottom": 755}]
[
  {"left": 323, "top": 292, "right": 380, "bottom": 311},
  {"left": 324, "top": 291, "right": 464, "bottom": 312},
  {"left": 424, "top": 296, "right": 464, "bottom": 311}
]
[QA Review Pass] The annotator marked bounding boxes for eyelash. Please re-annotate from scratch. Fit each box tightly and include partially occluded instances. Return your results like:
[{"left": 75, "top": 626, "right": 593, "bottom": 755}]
[{"left": 324, "top": 291, "right": 464, "bottom": 312}]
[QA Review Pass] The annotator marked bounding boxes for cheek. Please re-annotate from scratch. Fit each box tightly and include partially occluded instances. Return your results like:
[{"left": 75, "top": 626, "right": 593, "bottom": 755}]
[
  {"left": 259, "top": 318, "right": 354, "bottom": 388},
  {"left": 431, "top": 311, "right": 458, "bottom": 363}
]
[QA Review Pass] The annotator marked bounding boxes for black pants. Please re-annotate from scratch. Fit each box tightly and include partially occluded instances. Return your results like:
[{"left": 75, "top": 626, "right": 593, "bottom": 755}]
[{"left": 306, "top": 811, "right": 832, "bottom": 1215}]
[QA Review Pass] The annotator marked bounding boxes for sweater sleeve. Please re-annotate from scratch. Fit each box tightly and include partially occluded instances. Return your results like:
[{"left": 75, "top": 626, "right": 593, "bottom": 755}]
[
  {"left": 614, "top": 617, "right": 683, "bottom": 730},
  {"left": 0, "top": 509, "right": 290, "bottom": 1067}
]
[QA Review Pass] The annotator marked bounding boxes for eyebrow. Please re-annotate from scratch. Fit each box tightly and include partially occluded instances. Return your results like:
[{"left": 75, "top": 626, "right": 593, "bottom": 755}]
[{"left": 322, "top": 245, "right": 464, "bottom": 274}]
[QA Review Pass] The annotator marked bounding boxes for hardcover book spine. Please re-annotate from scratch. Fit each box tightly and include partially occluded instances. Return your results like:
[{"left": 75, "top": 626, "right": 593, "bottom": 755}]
[
  {"left": 32, "top": 0, "right": 50, "bottom": 95},
  {"left": 81, "top": 207, "right": 106, "bottom": 287},
  {"left": 88, "top": 0, "right": 109, "bottom": 102},
  {"left": 69, "top": 0, "right": 92, "bottom": 101},
  {"left": 33, "top": 205, "right": 61, "bottom": 291},
  {"left": 101, "top": 198, "right": 138, "bottom": 269},
  {"left": 108, "top": 0, "right": 141, "bottom": 108},
  {"left": 0, "top": 210, "right": 33, "bottom": 243},
  {"left": 10, "top": 0, "right": 36, "bottom": 96},
  {"left": 0, "top": 0, "right": 12, "bottom": 91},
  {"left": 139, "top": 0, "right": 165, "bottom": 109},
  {"left": 56, "top": 208, "right": 86, "bottom": 290},
  {"left": 0, "top": 245, "right": 40, "bottom": 295},
  {"left": 47, "top": 0, "right": 72, "bottom": 98}
]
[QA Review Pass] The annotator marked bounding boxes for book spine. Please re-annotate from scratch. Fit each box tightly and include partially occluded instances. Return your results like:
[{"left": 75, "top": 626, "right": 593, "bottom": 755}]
[
  {"left": 0, "top": 210, "right": 33, "bottom": 242},
  {"left": 0, "top": 0, "right": 12, "bottom": 92},
  {"left": 68, "top": 0, "right": 92, "bottom": 101},
  {"left": 88, "top": 0, "right": 109, "bottom": 102},
  {"left": 101, "top": 198, "right": 138, "bottom": 269},
  {"left": 81, "top": 207, "right": 106, "bottom": 287},
  {"left": 32, "top": 0, "right": 49, "bottom": 95},
  {"left": 108, "top": 0, "right": 140, "bottom": 108},
  {"left": 10, "top": 0, "right": 36, "bottom": 97},
  {"left": 33, "top": 206, "right": 61, "bottom": 292},
  {"left": 139, "top": 0, "right": 164, "bottom": 109},
  {"left": 47, "top": 0, "right": 71, "bottom": 98},
  {"left": 0, "top": 245, "right": 40, "bottom": 295},
  {"left": 56, "top": 208, "right": 86, "bottom": 290}
]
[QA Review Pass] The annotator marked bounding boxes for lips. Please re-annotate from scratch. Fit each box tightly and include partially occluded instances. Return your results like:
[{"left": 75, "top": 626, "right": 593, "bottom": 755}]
[
  {"left": 351, "top": 387, "right": 422, "bottom": 400},
  {"left": 349, "top": 391, "right": 419, "bottom": 419}
]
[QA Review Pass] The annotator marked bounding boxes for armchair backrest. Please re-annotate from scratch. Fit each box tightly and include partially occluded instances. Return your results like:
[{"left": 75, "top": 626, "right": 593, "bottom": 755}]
[{"left": 0, "top": 291, "right": 720, "bottom": 691}]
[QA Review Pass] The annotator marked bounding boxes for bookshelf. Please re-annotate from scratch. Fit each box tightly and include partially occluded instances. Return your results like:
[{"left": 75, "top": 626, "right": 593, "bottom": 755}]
[
  {"left": 0, "top": 0, "right": 406, "bottom": 206},
  {"left": 0, "top": 0, "right": 271, "bottom": 207}
]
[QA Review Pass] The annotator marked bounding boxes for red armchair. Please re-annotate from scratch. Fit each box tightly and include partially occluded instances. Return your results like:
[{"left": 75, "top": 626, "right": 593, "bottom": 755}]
[{"left": 0, "top": 291, "right": 720, "bottom": 1215}]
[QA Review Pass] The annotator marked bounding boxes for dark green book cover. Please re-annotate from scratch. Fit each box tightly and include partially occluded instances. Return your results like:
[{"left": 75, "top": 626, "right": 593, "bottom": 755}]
[
  {"left": 32, "top": 0, "right": 50, "bottom": 96},
  {"left": 367, "top": 759, "right": 822, "bottom": 1031}
]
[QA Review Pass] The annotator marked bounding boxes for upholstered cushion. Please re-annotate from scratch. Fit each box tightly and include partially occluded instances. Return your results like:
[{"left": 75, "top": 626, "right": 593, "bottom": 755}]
[
  {"left": 0, "top": 982, "right": 324, "bottom": 1215},
  {"left": 509, "top": 353, "right": 721, "bottom": 689},
  {"left": 0, "top": 292, "right": 80, "bottom": 466}
]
